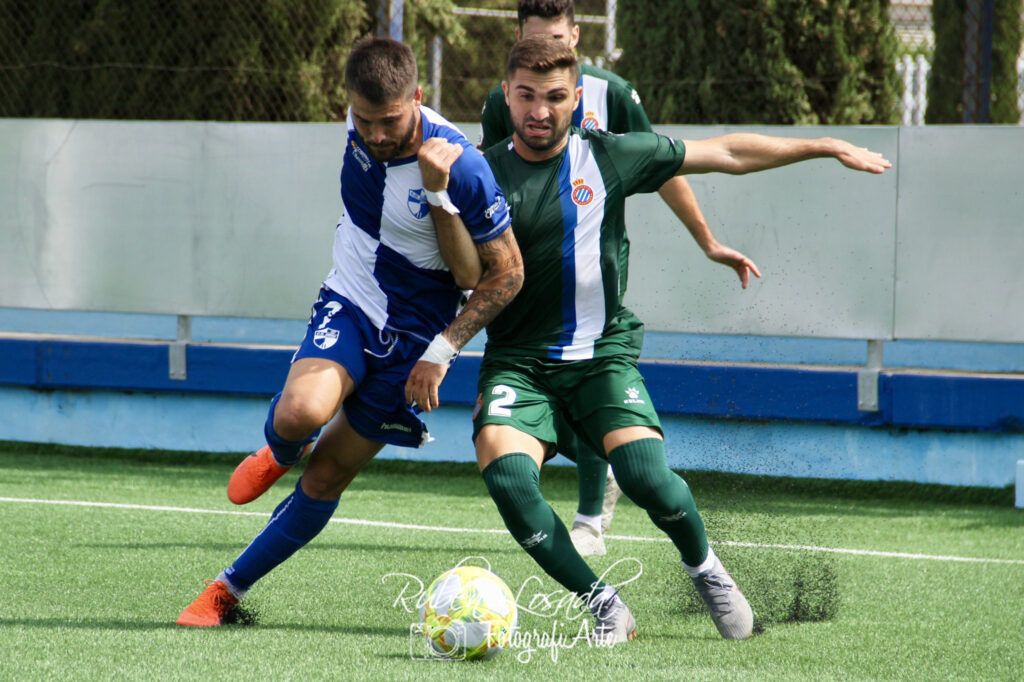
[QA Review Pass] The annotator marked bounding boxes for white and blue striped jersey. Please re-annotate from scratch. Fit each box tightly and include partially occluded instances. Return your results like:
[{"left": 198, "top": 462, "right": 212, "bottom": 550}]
[{"left": 324, "top": 106, "right": 511, "bottom": 343}]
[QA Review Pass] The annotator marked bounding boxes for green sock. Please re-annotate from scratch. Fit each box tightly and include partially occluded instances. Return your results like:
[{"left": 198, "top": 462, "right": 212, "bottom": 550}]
[
  {"left": 608, "top": 438, "right": 709, "bottom": 566},
  {"left": 575, "top": 443, "right": 608, "bottom": 517},
  {"left": 483, "top": 453, "right": 604, "bottom": 597}
]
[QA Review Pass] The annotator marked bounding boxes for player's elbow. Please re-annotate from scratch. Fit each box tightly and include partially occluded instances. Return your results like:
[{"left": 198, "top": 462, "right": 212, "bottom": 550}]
[
  {"left": 720, "top": 150, "right": 750, "bottom": 175},
  {"left": 492, "top": 263, "right": 524, "bottom": 301},
  {"left": 508, "top": 266, "right": 525, "bottom": 297},
  {"left": 453, "top": 270, "right": 482, "bottom": 290}
]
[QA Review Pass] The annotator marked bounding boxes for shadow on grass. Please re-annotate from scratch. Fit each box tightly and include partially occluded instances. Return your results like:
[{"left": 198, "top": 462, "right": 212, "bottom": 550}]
[
  {"left": 0, "top": 617, "right": 406, "bottom": 636},
  {"left": 2, "top": 440, "right": 1014, "bottom": 507}
]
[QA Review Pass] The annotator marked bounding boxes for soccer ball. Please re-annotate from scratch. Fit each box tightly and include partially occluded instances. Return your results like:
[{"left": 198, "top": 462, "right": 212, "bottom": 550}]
[{"left": 419, "top": 565, "right": 518, "bottom": 661}]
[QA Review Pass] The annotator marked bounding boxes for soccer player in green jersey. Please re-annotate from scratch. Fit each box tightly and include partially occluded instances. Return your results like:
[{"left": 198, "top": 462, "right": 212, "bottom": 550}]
[
  {"left": 466, "top": 35, "right": 890, "bottom": 643},
  {"left": 481, "top": 0, "right": 762, "bottom": 558}
]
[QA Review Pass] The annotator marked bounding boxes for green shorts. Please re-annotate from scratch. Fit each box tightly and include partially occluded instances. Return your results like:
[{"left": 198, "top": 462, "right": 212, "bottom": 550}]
[{"left": 472, "top": 351, "right": 662, "bottom": 459}]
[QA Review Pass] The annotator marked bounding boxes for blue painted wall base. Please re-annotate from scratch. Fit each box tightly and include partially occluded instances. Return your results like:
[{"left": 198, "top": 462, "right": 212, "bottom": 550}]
[{"left": 2, "top": 386, "right": 1020, "bottom": 488}]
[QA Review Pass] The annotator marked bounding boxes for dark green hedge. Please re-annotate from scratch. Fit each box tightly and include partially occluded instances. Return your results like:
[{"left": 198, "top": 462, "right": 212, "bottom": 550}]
[
  {"left": 615, "top": 0, "right": 900, "bottom": 124},
  {"left": 0, "top": 0, "right": 370, "bottom": 121},
  {"left": 927, "top": 0, "right": 1022, "bottom": 123}
]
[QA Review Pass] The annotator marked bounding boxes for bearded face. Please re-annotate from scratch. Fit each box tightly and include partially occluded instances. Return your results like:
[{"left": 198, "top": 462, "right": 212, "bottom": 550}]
[
  {"left": 349, "top": 91, "right": 420, "bottom": 162},
  {"left": 505, "top": 67, "right": 580, "bottom": 159}
]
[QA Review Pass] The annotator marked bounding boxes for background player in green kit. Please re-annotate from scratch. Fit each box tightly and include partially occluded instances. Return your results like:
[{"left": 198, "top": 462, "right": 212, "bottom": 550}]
[
  {"left": 481, "top": 0, "right": 762, "bottom": 558},
  {"left": 469, "top": 35, "right": 891, "bottom": 643}
]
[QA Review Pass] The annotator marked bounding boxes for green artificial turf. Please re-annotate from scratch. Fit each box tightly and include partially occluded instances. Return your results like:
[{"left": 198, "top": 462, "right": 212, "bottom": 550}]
[{"left": 0, "top": 442, "right": 1021, "bottom": 680}]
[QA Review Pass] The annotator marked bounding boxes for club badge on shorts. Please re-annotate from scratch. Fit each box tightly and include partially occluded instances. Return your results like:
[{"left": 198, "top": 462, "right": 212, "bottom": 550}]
[{"left": 314, "top": 328, "right": 340, "bottom": 350}]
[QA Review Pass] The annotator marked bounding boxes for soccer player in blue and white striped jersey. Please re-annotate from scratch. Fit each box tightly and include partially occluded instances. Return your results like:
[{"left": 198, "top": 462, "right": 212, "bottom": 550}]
[{"left": 177, "top": 37, "right": 523, "bottom": 627}]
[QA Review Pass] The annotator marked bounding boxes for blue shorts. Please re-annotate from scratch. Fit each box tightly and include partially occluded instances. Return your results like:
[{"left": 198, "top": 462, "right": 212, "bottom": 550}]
[{"left": 293, "top": 288, "right": 429, "bottom": 448}]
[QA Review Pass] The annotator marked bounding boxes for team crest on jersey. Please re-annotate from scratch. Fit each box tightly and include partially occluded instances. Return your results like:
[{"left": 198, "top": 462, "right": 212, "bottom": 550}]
[
  {"left": 407, "top": 188, "right": 429, "bottom": 219},
  {"left": 571, "top": 177, "right": 595, "bottom": 206},
  {"left": 313, "top": 328, "right": 339, "bottom": 350},
  {"left": 581, "top": 111, "right": 600, "bottom": 130},
  {"left": 350, "top": 140, "right": 371, "bottom": 172}
]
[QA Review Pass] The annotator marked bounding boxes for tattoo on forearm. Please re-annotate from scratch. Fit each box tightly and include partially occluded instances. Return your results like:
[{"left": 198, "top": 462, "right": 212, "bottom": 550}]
[{"left": 444, "top": 232, "right": 523, "bottom": 349}]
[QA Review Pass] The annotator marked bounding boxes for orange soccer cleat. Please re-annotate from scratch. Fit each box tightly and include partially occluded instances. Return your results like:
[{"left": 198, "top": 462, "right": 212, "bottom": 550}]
[
  {"left": 176, "top": 580, "right": 239, "bottom": 627},
  {"left": 227, "top": 444, "right": 310, "bottom": 505}
]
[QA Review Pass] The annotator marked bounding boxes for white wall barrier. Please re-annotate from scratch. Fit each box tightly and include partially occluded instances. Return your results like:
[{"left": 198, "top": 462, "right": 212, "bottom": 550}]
[{"left": 2, "top": 120, "right": 1024, "bottom": 344}]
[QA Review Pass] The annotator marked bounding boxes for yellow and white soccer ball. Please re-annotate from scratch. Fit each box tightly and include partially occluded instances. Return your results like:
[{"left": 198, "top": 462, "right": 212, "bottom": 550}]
[{"left": 419, "top": 565, "right": 518, "bottom": 661}]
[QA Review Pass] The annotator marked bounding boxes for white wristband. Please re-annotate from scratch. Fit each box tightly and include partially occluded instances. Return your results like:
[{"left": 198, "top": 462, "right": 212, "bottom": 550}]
[
  {"left": 424, "top": 189, "right": 460, "bottom": 215},
  {"left": 420, "top": 333, "right": 458, "bottom": 365}
]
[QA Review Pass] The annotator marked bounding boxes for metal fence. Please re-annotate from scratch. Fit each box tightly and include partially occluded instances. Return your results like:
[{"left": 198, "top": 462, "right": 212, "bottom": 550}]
[
  {"left": 434, "top": 1, "right": 942, "bottom": 118},
  {"left": 898, "top": 53, "right": 1024, "bottom": 125},
  {"left": 890, "top": 0, "right": 935, "bottom": 126},
  {"left": 426, "top": 0, "right": 616, "bottom": 121},
  {"left": 891, "top": 0, "right": 935, "bottom": 54},
  {"left": 0, "top": 0, "right": 366, "bottom": 121},
  {"left": 432, "top": 1, "right": 1022, "bottom": 126},
  {"left": 0, "top": 0, "right": 1021, "bottom": 125}
]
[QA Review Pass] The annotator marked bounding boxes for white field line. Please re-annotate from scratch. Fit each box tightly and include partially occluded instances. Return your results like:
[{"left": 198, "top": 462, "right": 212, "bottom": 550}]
[{"left": 1, "top": 495, "right": 1022, "bottom": 567}]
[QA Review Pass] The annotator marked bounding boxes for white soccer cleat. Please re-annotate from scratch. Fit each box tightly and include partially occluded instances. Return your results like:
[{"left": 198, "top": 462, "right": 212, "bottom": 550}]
[
  {"left": 601, "top": 471, "right": 623, "bottom": 532},
  {"left": 690, "top": 555, "right": 755, "bottom": 640},
  {"left": 570, "top": 521, "right": 607, "bottom": 556},
  {"left": 589, "top": 589, "right": 638, "bottom": 645}
]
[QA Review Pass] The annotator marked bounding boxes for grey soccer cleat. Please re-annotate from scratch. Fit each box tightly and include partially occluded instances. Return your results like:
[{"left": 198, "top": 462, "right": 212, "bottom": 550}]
[
  {"left": 601, "top": 471, "right": 622, "bottom": 533},
  {"left": 589, "top": 590, "right": 638, "bottom": 645},
  {"left": 691, "top": 556, "right": 755, "bottom": 640},
  {"left": 570, "top": 521, "right": 607, "bottom": 556}
]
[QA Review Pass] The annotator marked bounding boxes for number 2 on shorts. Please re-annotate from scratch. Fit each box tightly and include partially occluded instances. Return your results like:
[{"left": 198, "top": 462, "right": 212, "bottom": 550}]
[{"left": 488, "top": 385, "right": 517, "bottom": 417}]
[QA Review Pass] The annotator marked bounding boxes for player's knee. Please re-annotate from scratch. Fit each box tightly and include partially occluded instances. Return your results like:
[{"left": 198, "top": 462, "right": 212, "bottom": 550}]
[
  {"left": 273, "top": 393, "right": 334, "bottom": 439},
  {"left": 298, "top": 470, "right": 346, "bottom": 500},
  {"left": 482, "top": 453, "right": 542, "bottom": 510},
  {"left": 612, "top": 467, "right": 663, "bottom": 504},
  {"left": 608, "top": 438, "right": 688, "bottom": 507}
]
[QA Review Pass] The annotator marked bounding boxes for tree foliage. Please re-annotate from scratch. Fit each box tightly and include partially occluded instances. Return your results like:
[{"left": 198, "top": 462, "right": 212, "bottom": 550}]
[
  {"left": 0, "top": 0, "right": 370, "bottom": 121},
  {"left": 615, "top": 0, "right": 901, "bottom": 124},
  {"left": 927, "top": 0, "right": 1022, "bottom": 123}
]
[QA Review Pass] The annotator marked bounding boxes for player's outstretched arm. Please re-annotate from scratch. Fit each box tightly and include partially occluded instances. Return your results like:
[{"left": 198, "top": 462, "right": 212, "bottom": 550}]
[
  {"left": 680, "top": 134, "right": 892, "bottom": 176},
  {"left": 405, "top": 229, "right": 524, "bottom": 412},
  {"left": 656, "top": 176, "right": 761, "bottom": 289}
]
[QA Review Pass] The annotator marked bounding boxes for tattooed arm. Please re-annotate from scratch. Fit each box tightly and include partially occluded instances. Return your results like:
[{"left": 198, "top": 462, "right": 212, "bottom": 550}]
[{"left": 405, "top": 229, "right": 523, "bottom": 411}]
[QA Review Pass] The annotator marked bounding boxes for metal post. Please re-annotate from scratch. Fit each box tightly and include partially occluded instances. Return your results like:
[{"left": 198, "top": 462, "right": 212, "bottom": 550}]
[
  {"left": 977, "top": 0, "right": 996, "bottom": 123},
  {"left": 428, "top": 36, "right": 443, "bottom": 112},
  {"left": 898, "top": 55, "right": 913, "bottom": 125},
  {"left": 376, "top": 0, "right": 388, "bottom": 37},
  {"left": 389, "top": 0, "right": 404, "bottom": 41},
  {"left": 914, "top": 55, "right": 930, "bottom": 126},
  {"left": 605, "top": 0, "right": 618, "bottom": 62},
  {"left": 962, "top": 0, "right": 982, "bottom": 122},
  {"left": 169, "top": 315, "right": 191, "bottom": 381},
  {"left": 1017, "top": 460, "right": 1024, "bottom": 509},
  {"left": 1019, "top": 55, "right": 1024, "bottom": 124},
  {"left": 857, "top": 339, "right": 884, "bottom": 412}
]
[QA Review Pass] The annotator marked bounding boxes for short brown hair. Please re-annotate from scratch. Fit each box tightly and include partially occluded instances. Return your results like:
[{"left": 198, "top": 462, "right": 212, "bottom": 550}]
[
  {"left": 344, "top": 37, "right": 418, "bottom": 104},
  {"left": 507, "top": 34, "right": 579, "bottom": 83},
  {"left": 517, "top": 0, "right": 574, "bottom": 27}
]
